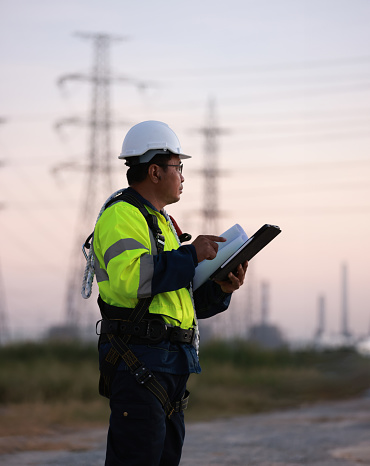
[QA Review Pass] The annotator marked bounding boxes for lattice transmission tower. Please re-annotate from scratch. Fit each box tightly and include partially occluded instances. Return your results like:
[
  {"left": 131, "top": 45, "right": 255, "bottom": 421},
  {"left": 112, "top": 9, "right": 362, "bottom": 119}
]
[
  {"left": 0, "top": 122, "right": 10, "bottom": 343},
  {"left": 0, "top": 258, "right": 9, "bottom": 344},
  {"left": 198, "top": 98, "right": 229, "bottom": 234},
  {"left": 196, "top": 99, "right": 231, "bottom": 339},
  {"left": 341, "top": 262, "right": 351, "bottom": 341},
  {"left": 56, "top": 32, "right": 143, "bottom": 333}
]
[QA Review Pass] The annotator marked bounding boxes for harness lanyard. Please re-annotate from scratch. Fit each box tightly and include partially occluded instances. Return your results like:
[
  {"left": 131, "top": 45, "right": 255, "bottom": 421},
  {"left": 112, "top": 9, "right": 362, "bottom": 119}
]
[{"left": 81, "top": 189, "right": 125, "bottom": 299}]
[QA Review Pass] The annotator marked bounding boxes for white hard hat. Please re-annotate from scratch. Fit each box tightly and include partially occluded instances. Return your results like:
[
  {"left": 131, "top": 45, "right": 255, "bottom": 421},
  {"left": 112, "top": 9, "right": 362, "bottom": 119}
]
[{"left": 119, "top": 120, "right": 191, "bottom": 162}]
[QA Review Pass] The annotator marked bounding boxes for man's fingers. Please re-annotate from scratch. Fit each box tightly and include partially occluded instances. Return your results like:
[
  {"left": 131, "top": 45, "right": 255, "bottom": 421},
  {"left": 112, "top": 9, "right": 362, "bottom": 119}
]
[
  {"left": 204, "top": 236, "right": 225, "bottom": 258},
  {"left": 216, "top": 260, "right": 249, "bottom": 293},
  {"left": 206, "top": 242, "right": 218, "bottom": 260},
  {"left": 192, "top": 235, "right": 225, "bottom": 262},
  {"left": 203, "top": 235, "right": 226, "bottom": 243},
  {"left": 227, "top": 272, "right": 240, "bottom": 288}
]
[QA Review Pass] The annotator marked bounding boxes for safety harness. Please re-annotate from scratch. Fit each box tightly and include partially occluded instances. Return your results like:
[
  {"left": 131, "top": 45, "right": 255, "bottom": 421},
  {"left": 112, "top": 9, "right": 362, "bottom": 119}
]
[{"left": 85, "top": 190, "right": 191, "bottom": 417}]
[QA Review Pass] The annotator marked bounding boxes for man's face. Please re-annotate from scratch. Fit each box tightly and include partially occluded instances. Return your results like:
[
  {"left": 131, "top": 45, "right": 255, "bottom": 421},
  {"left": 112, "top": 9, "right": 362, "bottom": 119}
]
[{"left": 157, "top": 155, "right": 185, "bottom": 206}]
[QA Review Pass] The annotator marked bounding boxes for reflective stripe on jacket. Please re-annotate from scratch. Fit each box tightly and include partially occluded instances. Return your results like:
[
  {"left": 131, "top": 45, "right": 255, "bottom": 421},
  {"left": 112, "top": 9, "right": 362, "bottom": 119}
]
[{"left": 93, "top": 198, "right": 196, "bottom": 329}]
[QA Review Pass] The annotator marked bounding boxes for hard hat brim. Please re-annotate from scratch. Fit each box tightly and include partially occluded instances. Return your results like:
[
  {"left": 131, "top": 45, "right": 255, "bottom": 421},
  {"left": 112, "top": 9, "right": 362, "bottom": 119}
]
[{"left": 118, "top": 150, "right": 191, "bottom": 162}]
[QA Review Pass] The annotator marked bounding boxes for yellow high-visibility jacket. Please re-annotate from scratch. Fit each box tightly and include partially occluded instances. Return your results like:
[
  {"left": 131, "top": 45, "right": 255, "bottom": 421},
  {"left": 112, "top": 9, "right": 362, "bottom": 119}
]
[{"left": 93, "top": 194, "right": 197, "bottom": 330}]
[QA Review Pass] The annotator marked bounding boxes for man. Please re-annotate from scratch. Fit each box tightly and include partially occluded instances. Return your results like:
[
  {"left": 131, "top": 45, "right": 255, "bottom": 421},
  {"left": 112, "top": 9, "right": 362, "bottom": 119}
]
[{"left": 92, "top": 120, "right": 248, "bottom": 465}]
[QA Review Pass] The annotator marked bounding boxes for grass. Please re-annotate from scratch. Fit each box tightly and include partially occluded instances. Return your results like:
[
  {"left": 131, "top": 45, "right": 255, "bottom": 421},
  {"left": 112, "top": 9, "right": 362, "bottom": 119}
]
[
  {"left": 186, "top": 340, "right": 370, "bottom": 420},
  {"left": 0, "top": 341, "right": 99, "bottom": 403},
  {"left": 0, "top": 339, "right": 369, "bottom": 435}
]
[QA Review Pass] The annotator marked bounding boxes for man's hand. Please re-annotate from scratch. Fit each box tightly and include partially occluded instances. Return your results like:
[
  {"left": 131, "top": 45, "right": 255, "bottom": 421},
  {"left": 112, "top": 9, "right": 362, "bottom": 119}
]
[
  {"left": 191, "top": 235, "right": 226, "bottom": 263},
  {"left": 215, "top": 260, "right": 248, "bottom": 293}
]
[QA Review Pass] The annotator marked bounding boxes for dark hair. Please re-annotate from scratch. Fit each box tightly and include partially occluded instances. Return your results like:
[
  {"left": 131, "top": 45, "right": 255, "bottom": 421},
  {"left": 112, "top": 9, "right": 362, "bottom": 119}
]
[{"left": 126, "top": 153, "right": 172, "bottom": 185}]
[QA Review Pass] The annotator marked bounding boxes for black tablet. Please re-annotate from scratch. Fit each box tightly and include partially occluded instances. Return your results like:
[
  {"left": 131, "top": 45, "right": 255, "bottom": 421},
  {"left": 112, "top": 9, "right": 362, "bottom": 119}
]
[{"left": 210, "top": 224, "right": 281, "bottom": 282}]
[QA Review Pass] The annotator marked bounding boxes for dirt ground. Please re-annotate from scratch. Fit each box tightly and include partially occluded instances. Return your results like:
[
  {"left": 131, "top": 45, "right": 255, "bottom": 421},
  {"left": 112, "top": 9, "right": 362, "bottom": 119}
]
[{"left": 0, "top": 396, "right": 369, "bottom": 465}]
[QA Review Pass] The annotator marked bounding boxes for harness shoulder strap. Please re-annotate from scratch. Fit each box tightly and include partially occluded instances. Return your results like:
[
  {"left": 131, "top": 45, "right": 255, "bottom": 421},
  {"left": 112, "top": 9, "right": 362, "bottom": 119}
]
[{"left": 104, "top": 191, "right": 165, "bottom": 254}]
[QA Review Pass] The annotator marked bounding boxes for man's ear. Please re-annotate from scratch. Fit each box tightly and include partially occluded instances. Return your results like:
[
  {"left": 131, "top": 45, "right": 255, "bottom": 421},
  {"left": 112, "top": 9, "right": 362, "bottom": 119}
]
[{"left": 148, "top": 164, "right": 161, "bottom": 183}]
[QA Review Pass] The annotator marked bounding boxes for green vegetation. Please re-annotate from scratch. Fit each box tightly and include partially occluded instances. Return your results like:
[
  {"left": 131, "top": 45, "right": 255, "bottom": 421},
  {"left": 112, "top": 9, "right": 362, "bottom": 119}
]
[
  {"left": 187, "top": 340, "right": 370, "bottom": 420},
  {"left": 0, "top": 339, "right": 369, "bottom": 430},
  {"left": 0, "top": 341, "right": 99, "bottom": 403}
]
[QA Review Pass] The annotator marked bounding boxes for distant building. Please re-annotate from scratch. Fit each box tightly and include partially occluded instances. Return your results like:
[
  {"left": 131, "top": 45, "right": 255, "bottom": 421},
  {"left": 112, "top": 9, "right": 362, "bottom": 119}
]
[
  {"left": 45, "top": 324, "right": 95, "bottom": 342},
  {"left": 247, "top": 281, "right": 286, "bottom": 349},
  {"left": 46, "top": 324, "right": 81, "bottom": 341},
  {"left": 248, "top": 323, "right": 286, "bottom": 349},
  {"left": 356, "top": 337, "right": 370, "bottom": 356}
]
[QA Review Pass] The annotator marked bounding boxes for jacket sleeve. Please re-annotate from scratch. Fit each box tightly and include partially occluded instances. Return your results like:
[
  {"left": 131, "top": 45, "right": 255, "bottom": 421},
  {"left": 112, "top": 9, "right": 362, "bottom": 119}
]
[
  {"left": 193, "top": 280, "right": 232, "bottom": 319},
  {"left": 152, "top": 244, "right": 198, "bottom": 295}
]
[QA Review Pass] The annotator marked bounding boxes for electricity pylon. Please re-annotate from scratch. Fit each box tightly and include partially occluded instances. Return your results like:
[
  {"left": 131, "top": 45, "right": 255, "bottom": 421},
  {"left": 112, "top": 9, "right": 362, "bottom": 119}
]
[
  {"left": 56, "top": 32, "right": 144, "bottom": 334},
  {"left": 0, "top": 121, "right": 10, "bottom": 343},
  {"left": 196, "top": 98, "right": 230, "bottom": 340},
  {"left": 0, "top": 256, "right": 9, "bottom": 344},
  {"left": 0, "top": 202, "right": 9, "bottom": 344},
  {"left": 341, "top": 262, "right": 351, "bottom": 341},
  {"left": 197, "top": 98, "right": 229, "bottom": 234},
  {"left": 261, "top": 281, "right": 270, "bottom": 325}
]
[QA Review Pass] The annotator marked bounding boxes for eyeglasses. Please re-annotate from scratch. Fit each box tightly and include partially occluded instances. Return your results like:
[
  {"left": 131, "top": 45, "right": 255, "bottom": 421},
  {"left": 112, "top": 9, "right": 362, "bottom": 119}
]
[{"left": 156, "top": 162, "right": 183, "bottom": 174}]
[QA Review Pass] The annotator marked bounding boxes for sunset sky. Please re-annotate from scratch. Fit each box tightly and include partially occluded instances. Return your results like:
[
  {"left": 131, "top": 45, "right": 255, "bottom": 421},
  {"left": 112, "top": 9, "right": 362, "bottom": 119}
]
[{"left": 1, "top": 0, "right": 370, "bottom": 343}]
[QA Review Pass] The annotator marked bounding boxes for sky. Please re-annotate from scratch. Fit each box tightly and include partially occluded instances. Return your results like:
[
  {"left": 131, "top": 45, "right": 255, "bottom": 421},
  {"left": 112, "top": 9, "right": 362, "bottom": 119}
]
[{"left": 0, "top": 0, "right": 370, "bottom": 344}]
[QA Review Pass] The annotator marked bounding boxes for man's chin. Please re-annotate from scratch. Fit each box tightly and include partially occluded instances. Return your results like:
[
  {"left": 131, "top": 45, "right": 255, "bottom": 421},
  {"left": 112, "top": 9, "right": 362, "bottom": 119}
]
[{"left": 166, "top": 196, "right": 181, "bottom": 206}]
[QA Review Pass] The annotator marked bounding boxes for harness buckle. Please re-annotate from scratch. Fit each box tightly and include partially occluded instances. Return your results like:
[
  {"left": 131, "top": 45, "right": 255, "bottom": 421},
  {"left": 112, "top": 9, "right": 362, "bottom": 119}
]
[
  {"left": 190, "top": 327, "right": 197, "bottom": 345},
  {"left": 146, "top": 319, "right": 167, "bottom": 343},
  {"left": 134, "top": 364, "right": 153, "bottom": 385},
  {"left": 96, "top": 319, "right": 102, "bottom": 336},
  {"left": 156, "top": 234, "right": 165, "bottom": 251},
  {"left": 82, "top": 233, "right": 93, "bottom": 260}
]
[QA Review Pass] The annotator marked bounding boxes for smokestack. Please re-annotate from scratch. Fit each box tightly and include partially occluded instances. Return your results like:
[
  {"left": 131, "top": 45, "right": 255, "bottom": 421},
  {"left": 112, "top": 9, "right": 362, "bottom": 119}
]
[
  {"left": 314, "top": 294, "right": 325, "bottom": 341},
  {"left": 341, "top": 263, "right": 351, "bottom": 339},
  {"left": 261, "top": 281, "right": 269, "bottom": 325}
]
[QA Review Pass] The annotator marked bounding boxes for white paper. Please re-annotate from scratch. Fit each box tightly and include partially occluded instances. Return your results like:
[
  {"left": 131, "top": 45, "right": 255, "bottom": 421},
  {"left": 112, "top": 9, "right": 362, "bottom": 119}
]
[{"left": 192, "top": 224, "right": 248, "bottom": 291}]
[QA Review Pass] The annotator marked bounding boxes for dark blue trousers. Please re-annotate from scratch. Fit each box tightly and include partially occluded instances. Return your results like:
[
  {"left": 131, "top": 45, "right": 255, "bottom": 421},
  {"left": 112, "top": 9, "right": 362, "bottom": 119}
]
[{"left": 105, "top": 370, "right": 189, "bottom": 466}]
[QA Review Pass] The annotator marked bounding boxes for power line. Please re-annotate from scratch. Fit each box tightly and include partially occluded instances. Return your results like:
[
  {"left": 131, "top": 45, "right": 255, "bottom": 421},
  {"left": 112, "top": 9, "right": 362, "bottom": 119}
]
[
  {"left": 237, "top": 205, "right": 370, "bottom": 218},
  {"left": 225, "top": 180, "right": 370, "bottom": 196},
  {"left": 0, "top": 218, "right": 65, "bottom": 272},
  {"left": 223, "top": 83, "right": 370, "bottom": 106},
  {"left": 126, "top": 84, "right": 370, "bottom": 114},
  {"left": 229, "top": 129, "right": 370, "bottom": 148},
  {"left": 235, "top": 108, "right": 370, "bottom": 121},
  {"left": 4, "top": 106, "right": 370, "bottom": 126},
  {"left": 159, "top": 56, "right": 370, "bottom": 78},
  {"left": 0, "top": 160, "right": 73, "bottom": 244},
  {"left": 232, "top": 118, "right": 370, "bottom": 134},
  {"left": 226, "top": 158, "right": 370, "bottom": 174}
]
